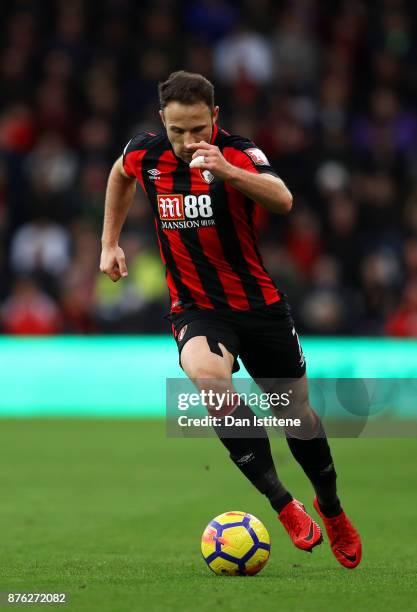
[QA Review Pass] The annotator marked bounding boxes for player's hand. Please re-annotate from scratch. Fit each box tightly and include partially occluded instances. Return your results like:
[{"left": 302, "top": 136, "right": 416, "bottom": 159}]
[
  {"left": 100, "top": 244, "right": 128, "bottom": 282},
  {"left": 186, "top": 141, "right": 236, "bottom": 181}
]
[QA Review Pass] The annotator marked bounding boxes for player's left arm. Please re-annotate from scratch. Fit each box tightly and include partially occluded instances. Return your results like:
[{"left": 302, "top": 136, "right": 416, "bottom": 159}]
[{"left": 186, "top": 141, "right": 293, "bottom": 214}]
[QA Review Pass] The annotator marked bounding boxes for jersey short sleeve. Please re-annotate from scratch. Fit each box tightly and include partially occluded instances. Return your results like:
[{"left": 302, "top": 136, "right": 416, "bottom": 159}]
[
  {"left": 221, "top": 135, "right": 278, "bottom": 177},
  {"left": 122, "top": 131, "right": 155, "bottom": 178}
]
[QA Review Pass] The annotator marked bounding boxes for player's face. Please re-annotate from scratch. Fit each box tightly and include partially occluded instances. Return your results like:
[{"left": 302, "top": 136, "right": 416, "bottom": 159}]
[{"left": 160, "top": 101, "right": 219, "bottom": 162}]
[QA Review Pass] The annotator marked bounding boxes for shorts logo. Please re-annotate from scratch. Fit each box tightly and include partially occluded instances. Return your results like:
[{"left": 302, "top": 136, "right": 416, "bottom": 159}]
[
  {"left": 178, "top": 325, "right": 187, "bottom": 342},
  {"left": 157, "top": 194, "right": 184, "bottom": 220},
  {"left": 244, "top": 147, "right": 269, "bottom": 166},
  {"left": 200, "top": 169, "right": 215, "bottom": 184}
]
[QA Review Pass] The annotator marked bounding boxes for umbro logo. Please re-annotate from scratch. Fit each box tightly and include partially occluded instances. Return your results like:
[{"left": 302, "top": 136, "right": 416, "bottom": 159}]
[
  {"left": 148, "top": 168, "right": 161, "bottom": 180},
  {"left": 236, "top": 453, "right": 255, "bottom": 465}
]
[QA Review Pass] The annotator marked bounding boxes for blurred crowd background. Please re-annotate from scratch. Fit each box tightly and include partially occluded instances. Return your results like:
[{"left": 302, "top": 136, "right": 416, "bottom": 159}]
[{"left": 1, "top": 0, "right": 417, "bottom": 336}]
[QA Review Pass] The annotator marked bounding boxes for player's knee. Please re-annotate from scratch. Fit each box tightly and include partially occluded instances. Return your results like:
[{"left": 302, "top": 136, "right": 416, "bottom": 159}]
[{"left": 190, "top": 361, "right": 230, "bottom": 381}]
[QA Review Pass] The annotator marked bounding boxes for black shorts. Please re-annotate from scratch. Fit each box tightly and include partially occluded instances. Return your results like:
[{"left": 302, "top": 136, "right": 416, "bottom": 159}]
[{"left": 169, "top": 295, "right": 306, "bottom": 380}]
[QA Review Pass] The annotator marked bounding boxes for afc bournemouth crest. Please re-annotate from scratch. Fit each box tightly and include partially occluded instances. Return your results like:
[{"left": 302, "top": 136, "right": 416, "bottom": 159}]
[
  {"left": 178, "top": 325, "right": 188, "bottom": 342},
  {"left": 200, "top": 169, "right": 215, "bottom": 184}
]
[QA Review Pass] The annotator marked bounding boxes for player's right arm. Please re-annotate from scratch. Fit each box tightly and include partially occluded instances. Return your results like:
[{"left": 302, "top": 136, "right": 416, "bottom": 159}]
[{"left": 100, "top": 156, "right": 136, "bottom": 282}]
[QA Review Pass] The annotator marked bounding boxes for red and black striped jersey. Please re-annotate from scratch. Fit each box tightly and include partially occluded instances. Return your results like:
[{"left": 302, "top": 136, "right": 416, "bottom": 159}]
[{"left": 123, "top": 124, "right": 281, "bottom": 313}]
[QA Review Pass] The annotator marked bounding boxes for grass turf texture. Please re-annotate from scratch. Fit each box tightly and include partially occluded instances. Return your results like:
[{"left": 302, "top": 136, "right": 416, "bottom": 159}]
[{"left": 0, "top": 420, "right": 416, "bottom": 612}]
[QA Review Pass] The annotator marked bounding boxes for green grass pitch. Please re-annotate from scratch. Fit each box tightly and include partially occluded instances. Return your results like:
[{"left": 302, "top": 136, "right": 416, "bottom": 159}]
[{"left": 0, "top": 420, "right": 416, "bottom": 612}]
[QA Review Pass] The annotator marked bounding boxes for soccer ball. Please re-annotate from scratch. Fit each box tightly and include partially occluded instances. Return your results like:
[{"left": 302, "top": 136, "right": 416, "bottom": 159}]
[{"left": 201, "top": 511, "right": 271, "bottom": 576}]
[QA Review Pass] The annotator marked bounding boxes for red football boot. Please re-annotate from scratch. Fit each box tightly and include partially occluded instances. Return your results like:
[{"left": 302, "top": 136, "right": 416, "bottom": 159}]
[
  {"left": 279, "top": 499, "right": 323, "bottom": 552},
  {"left": 313, "top": 496, "right": 362, "bottom": 568}
]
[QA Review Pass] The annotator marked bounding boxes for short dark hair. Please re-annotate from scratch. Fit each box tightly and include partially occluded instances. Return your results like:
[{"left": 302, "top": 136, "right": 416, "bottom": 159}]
[{"left": 158, "top": 71, "right": 215, "bottom": 110}]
